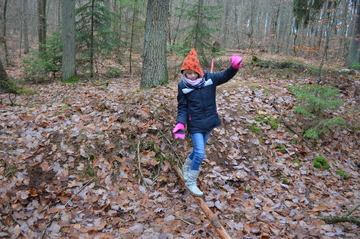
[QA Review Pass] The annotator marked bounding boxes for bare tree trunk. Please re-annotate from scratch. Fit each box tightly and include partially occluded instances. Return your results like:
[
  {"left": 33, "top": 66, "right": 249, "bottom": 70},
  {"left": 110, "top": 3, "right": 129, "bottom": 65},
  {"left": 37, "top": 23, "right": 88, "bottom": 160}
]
[
  {"left": 273, "top": 0, "right": 282, "bottom": 54},
  {"left": 1, "top": 0, "right": 9, "bottom": 64},
  {"left": 90, "top": 0, "right": 95, "bottom": 76},
  {"left": 38, "top": 0, "right": 47, "bottom": 52},
  {"left": 0, "top": 57, "right": 9, "bottom": 93},
  {"left": 140, "top": 0, "right": 169, "bottom": 88},
  {"left": 347, "top": 1, "right": 360, "bottom": 66},
  {"left": 316, "top": 0, "right": 330, "bottom": 58},
  {"left": 0, "top": 57, "right": 7, "bottom": 80},
  {"left": 129, "top": 0, "right": 138, "bottom": 74},
  {"left": 247, "top": 0, "right": 256, "bottom": 53},
  {"left": 23, "top": 0, "right": 30, "bottom": 54},
  {"left": 221, "top": 0, "right": 231, "bottom": 49},
  {"left": 62, "top": 0, "right": 76, "bottom": 80},
  {"left": 339, "top": 0, "right": 350, "bottom": 58}
]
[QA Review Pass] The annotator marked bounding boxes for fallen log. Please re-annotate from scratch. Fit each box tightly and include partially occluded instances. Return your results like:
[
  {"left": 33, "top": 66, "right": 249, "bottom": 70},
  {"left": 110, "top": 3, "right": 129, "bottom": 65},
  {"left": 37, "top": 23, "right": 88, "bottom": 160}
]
[
  {"left": 318, "top": 203, "right": 360, "bottom": 226},
  {"left": 173, "top": 166, "right": 233, "bottom": 239}
]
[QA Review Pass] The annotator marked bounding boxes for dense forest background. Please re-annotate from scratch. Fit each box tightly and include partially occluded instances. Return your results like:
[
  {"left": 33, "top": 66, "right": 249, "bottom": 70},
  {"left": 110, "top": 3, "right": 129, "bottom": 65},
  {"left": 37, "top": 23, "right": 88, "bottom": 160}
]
[
  {"left": 1, "top": 0, "right": 360, "bottom": 75},
  {"left": 0, "top": 0, "right": 360, "bottom": 238}
]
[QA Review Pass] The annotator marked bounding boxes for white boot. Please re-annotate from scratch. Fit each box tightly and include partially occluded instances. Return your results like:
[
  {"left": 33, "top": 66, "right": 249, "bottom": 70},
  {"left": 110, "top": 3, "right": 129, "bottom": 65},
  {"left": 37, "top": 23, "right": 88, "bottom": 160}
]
[
  {"left": 182, "top": 157, "right": 192, "bottom": 181},
  {"left": 185, "top": 170, "right": 203, "bottom": 196}
]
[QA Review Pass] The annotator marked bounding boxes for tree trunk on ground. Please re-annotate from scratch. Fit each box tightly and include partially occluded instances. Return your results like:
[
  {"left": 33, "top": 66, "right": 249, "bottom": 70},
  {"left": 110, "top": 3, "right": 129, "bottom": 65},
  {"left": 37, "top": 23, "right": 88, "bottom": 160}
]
[
  {"left": 318, "top": 203, "right": 360, "bottom": 226},
  {"left": 173, "top": 166, "right": 233, "bottom": 239},
  {"left": 62, "top": 0, "right": 76, "bottom": 80},
  {"left": 140, "top": 0, "right": 169, "bottom": 89}
]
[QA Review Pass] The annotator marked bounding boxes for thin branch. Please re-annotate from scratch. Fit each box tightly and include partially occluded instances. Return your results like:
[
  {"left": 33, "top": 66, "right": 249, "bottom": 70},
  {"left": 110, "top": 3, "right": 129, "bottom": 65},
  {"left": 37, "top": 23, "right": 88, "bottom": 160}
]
[
  {"left": 343, "top": 203, "right": 360, "bottom": 217},
  {"left": 271, "top": 98, "right": 310, "bottom": 146},
  {"left": 173, "top": 166, "right": 233, "bottom": 239},
  {"left": 175, "top": 217, "right": 193, "bottom": 225},
  {"left": 318, "top": 203, "right": 360, "bottom": 226},
  {"left": 158, "top": 129, "right": 183, "bottom": 166},
  {"left": 317, "top": 215, "right": 360, "bottom": 226}
]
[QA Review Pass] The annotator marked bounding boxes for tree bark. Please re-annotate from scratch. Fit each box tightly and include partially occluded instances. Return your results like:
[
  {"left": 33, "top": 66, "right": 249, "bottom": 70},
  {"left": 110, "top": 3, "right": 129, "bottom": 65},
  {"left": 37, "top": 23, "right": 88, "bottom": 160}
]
[
  {"left": 0, "top": 57, "right": 9, "bottom": 93},
  {"left": 221, "top": 0, "right": 231, "bottom": 49},
  {"left": 347, "top": 2, "right": 360, "bottom": 66},
  {"left": 90, "top": 0, "right": 95, "bottom": 76},
  {"left": 23, "top": 0, "right": 30, "bottom": 54},
  {"left": 61, "top": 0, "right": 76, "bottom": 80},
  {"left": 140, "top": 0, "right": 169, "bottom": 89},
  {"left": 129, "top": 0, "right": 138, "bottom": 74},
  {"left": 2, "top": 0, "right": 9, "bottom": 64},
  {"left": 318, "top": 203, "right": 360, "bottom": 226},
  {"left": 38, "top": 0, "right": 47, "bottom": 52}
]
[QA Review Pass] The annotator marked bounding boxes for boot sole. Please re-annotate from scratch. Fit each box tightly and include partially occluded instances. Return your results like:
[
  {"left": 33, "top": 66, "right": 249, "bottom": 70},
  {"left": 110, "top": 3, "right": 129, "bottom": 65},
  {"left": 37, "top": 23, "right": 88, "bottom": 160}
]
[{"left": 185, "top": 186, "right": 203, "bottom": 196}]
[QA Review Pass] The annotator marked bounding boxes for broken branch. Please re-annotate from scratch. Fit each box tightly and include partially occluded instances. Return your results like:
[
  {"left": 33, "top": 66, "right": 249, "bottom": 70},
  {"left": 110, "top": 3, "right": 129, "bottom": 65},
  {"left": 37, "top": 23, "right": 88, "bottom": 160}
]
[
  {"left": 318, "top": 203, "right": 360, "bottom": 226},
  {"left": 174, "top": 166, "right": 234, "bottom": 239}
]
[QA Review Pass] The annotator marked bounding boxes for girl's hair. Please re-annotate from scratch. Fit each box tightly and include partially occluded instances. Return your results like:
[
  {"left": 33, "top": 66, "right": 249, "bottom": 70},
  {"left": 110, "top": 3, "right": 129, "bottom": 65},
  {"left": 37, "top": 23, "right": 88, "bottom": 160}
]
[{"left": 183, "top": 69, "right": 199, "bottom": 77}]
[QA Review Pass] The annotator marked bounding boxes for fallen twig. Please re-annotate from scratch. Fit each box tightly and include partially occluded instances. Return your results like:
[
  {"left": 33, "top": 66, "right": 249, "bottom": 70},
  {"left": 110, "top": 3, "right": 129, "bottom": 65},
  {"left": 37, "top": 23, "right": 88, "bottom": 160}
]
[
  {"left": 174, "top": 166, "right": 234, "bottom": 239},
  {"left": 175, "top": 217, "right": 193, "bottom": 225},
  {"left": 159, "top": 129, "right": 234, "bottom": 238},
  {"left": 271, "top": 98, "right": 310, "bottom": 146},
  {"left": 318, "top": 203, "right": 360, "bottom": 226},
  {"left": 271, "top": 99, "right": 299, "bottom": 135},
  {"left": 158, "top": 129, "right": 184, "bottom": 166},
  {"left": 40, "top": 179, "right": 93, "bottom": 239}
]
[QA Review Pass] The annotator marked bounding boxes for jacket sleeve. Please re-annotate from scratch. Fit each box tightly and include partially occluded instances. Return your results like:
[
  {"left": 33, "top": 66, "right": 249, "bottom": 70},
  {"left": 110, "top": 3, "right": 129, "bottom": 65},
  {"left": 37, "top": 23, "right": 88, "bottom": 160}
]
[
  {"left": 208, "top": 66, "right": 238, "bottom": 86},
  {"left": 176, "top": 82, "right": 188, "bottom": 125}
]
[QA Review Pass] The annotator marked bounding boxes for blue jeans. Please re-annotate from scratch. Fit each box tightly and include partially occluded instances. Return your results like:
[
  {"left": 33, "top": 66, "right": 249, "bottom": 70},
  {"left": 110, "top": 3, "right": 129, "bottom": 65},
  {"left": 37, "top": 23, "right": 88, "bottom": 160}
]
[{"left": 188, "top": 132, "right": 211, "bottom": 171}]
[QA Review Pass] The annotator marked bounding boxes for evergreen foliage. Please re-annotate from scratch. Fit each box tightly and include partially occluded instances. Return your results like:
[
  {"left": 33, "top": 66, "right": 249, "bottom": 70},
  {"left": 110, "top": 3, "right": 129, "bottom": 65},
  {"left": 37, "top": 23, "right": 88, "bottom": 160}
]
[
  {"left": 173, "top": 1, "right": 223, "bottom": 66},
  {"left": 289, "top": 84, "right": 345, "bottom": 139},
  {"left": 61, "top": 75, "right": 79, "bottom": 83},
  {"left": 293, "top": 0, "right": 338, "bottom": 30},
  {"left": 302, "top": 117, "right": 345, "bottom": 139},
  {"left": 22, "top": 33, "right": 62, "bottom": 82},
  {"left": 76, "top": 0, "right": 115, "bottom": 75},
  {"left": 350, "top": 63, "right": 360, "bottom": 70},
  {"left": 0, "top": 78, "right": 36, "bottom": 95},
  {"left": 336, "top": 169, "right": 350, "bottom": 179}
]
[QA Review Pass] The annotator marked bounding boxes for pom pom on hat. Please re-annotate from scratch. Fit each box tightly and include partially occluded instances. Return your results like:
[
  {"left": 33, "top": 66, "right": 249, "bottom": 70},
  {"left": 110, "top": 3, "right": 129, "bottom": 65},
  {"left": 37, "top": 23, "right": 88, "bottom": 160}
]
[{"left": 181, "top": 48, "right": 204, "bottom": 78}]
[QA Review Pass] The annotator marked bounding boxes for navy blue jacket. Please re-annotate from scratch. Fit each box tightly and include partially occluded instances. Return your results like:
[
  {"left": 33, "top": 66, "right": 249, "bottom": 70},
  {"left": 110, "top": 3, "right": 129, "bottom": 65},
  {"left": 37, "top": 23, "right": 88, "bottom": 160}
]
[{"left": 176, "top": 66, "right": 238, "bottom": 134}]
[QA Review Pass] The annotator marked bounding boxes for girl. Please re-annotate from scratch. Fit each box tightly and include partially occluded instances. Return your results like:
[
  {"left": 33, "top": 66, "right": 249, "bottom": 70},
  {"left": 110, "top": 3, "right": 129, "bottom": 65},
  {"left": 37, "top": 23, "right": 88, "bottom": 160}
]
[{"left": 172, "top": 48, "right": 242, "bottom": 196}]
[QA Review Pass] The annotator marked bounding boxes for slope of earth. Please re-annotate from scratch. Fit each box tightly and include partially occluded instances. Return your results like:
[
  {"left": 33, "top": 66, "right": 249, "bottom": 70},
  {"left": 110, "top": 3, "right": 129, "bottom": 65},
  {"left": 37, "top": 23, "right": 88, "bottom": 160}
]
[{"left": 0, "top": 65, "right": 359, "bottom": 238}]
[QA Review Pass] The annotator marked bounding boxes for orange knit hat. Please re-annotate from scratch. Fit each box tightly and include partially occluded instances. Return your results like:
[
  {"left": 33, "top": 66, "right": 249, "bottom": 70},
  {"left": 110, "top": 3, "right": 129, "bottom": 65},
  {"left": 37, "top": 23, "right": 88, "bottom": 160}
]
[{"left": 181, "top": 48, "right": 204, "bottom": 78}]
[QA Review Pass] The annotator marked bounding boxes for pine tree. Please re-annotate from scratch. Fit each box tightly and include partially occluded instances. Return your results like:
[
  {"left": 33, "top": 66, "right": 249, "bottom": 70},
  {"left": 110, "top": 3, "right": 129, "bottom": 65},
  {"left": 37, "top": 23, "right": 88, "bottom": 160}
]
[
  {"left": 76, "top": 0, "right": 115, "bottom": 77},
  {"left": 174, "top": 1, "right": 223, "bottom": 66},
  {"left": 289, "top": 84, "right": 345, "bottom": 139}
]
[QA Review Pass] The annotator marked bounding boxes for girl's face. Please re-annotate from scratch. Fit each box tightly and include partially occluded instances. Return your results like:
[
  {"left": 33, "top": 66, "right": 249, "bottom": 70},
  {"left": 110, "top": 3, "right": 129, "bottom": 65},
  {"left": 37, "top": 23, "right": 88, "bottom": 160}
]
[{"left": 185, "top": 70, "right": 199, "bottom": 80}]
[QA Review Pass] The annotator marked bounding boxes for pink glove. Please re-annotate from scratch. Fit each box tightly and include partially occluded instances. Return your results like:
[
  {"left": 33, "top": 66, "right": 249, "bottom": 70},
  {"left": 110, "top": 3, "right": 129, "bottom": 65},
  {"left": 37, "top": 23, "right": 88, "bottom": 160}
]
[
  {"left": 230, "top": 55, "right": 243, "bottom": 69},
  {"left": 172, "top": 123, "right": 185, "bottom": 139}
]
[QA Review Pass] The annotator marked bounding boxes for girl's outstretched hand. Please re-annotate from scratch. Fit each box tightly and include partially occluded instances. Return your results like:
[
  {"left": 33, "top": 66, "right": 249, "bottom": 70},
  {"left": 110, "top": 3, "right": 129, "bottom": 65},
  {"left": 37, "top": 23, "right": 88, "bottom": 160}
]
[
  {"left": 230, "top": 55, "right": 243, "bottom": 69},
  {"left": 172, "top": 123, "right": 185, "bottom": 139}
]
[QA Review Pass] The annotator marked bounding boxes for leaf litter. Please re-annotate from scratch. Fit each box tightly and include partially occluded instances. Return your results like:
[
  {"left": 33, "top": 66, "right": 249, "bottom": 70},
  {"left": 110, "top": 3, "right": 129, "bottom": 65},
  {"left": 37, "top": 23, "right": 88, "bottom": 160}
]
[{"left": 0, "top": 67, "right": 359, "bottom": 238}]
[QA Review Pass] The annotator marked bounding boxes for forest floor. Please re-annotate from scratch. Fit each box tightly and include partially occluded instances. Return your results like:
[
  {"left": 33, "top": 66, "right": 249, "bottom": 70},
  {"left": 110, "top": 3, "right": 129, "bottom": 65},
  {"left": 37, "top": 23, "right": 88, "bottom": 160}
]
[{"left": 0, "top": 52, "right": 360, "bottom": 239}]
